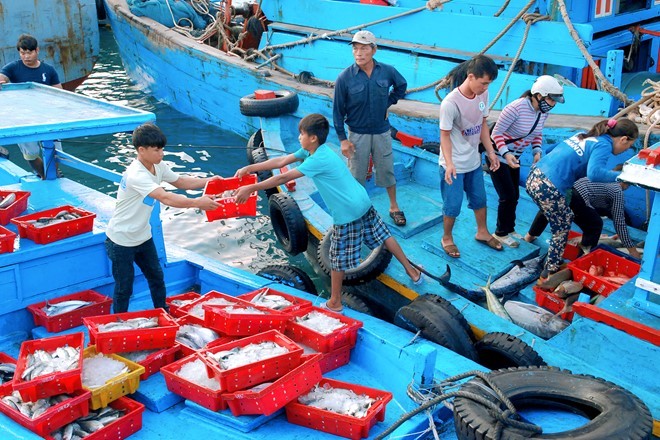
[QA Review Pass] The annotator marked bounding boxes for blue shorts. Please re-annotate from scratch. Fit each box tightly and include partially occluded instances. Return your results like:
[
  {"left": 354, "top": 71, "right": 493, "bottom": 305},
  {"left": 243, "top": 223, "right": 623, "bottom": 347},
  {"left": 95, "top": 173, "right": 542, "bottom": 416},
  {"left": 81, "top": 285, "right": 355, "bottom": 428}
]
[
  {"left": 439, "top": 166, "right": 487, "bottom": 218},
  {"left": 330, "top": 207, "right": 391, "bottom": 271}
]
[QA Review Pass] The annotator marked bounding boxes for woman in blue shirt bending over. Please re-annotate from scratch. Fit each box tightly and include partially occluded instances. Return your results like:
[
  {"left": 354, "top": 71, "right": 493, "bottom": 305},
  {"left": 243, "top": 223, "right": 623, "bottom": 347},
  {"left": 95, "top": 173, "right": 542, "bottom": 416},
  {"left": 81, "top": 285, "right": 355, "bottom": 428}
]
[{"left": 526, "top": 118, "right": 638, "bottom": 281}]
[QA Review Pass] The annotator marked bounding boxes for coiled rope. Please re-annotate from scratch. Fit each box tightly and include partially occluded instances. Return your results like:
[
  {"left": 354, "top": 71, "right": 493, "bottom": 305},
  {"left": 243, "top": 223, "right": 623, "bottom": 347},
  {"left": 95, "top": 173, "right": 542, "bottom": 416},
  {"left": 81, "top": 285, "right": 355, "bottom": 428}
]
[
  {"left": 374, "top": 370, "right": 542, "bottom": 440},
  {"left": 612, "top": 78, "right": 660, "bottom": 148}
]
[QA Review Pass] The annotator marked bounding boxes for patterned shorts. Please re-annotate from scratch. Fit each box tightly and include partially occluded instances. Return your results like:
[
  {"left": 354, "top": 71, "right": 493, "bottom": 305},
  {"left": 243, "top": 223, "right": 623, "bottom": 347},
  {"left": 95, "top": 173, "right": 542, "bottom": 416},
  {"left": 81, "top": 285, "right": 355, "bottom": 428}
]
[{"left": 330, "top": 206, "right": 391, "bottom": 271}]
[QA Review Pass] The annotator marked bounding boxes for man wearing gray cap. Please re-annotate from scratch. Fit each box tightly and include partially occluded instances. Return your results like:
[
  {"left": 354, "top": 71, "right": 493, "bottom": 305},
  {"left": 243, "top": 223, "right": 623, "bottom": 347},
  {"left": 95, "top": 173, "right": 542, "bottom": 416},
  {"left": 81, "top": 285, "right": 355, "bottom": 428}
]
[{"left": 333, "top": 30, "right": 408, "bottom": 226}]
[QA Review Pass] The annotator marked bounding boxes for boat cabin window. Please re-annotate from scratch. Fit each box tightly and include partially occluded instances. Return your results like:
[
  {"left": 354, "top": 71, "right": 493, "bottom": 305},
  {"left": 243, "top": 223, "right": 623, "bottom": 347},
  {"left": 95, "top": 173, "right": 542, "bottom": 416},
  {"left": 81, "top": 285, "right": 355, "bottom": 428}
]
[{"left": 618, "top": 0, "right": 648, "bottom": 14}]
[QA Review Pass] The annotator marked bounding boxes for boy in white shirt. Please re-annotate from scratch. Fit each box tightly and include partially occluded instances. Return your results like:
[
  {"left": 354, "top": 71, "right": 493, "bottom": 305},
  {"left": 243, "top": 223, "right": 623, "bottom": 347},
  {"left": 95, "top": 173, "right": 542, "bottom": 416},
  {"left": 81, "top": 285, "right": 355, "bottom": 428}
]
[{"left": 105, "top": 123, "right": 220, "bottom": 313}]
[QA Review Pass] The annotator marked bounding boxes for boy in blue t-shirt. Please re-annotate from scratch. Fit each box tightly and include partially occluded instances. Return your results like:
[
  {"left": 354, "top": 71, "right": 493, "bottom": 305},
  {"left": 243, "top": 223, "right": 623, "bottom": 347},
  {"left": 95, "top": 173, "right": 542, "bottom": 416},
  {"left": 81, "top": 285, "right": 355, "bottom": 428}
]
[{"left": 235, "top": 113, "right": 422, "bottom": 313}]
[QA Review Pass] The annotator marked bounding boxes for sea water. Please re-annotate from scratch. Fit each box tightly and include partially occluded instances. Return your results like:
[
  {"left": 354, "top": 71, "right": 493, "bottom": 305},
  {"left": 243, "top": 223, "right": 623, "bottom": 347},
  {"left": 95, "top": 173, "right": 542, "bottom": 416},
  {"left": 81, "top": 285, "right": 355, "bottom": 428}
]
[{"left": 4, "top": 27, "right": 320, "bottom": 289}]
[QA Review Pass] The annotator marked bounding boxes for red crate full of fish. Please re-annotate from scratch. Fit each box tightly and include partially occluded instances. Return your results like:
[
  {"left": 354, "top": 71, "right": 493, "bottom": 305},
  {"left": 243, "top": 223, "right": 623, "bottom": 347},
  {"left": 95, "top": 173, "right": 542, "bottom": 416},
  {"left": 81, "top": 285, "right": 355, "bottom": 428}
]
[
  {"left": 83, "top": 308, "right": 179, "bottom": 354},
  {"left": 533, "top": 286, "right": 574, "bottom": 321},
  {"left": 568, "top": 249, "right": 641, "bottom": 296},
  {"left": 285, "top": 307, "right": 363, "bottom": 353},
  {"left": 27, "top": 290, "right": 113, "bottom": 333},
  {"left": 238, "top": 287, "right": 314, "bottom": 313},
  {"left": 285, "top": 378, "right": 393, "bottom": 440},
  {"left": 44, "top": 396, "right": 145, "bottom": 440},
  {"left": 166, "top": 291, "right": 202, "bottom": 318},
  {"left": 12, "top": 332, "right": 85, "bottom": 402},
  {"left": 11, "top": 205, "right": 96, "bottom": 244},
  {"left": 200, "top": 329, "right": 304, "bottom": 393},
  {"left": 203, "top": 300, "right": 292, "bottom": 336},
  {"left": 203, "top": 174, "right": 257, "bottom": 221},
  {"left": 0, "top": 225, "right": 16, "bottom": 254},
  {"left": 224, "top": 353, "right": 322, "bottom": 416},
  {"left": 0, "top": 381, "right": 91, "bottom": 437},
  {"left": 178, "top": 290, "right": 245, "bottom": 325},
  {"left": 0, "top": 190, "right": 30, "bottom": 225},
  {"left": 160, "top": 353, "right": 228, "bottom": 411}
]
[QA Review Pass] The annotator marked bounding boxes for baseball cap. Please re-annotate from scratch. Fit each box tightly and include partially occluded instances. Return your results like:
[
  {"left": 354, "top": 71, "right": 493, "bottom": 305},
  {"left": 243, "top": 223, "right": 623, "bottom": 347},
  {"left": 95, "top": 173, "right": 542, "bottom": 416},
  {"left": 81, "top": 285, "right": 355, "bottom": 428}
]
[{"left": 350, "top": 30, "right": 376, "bottom": 46}]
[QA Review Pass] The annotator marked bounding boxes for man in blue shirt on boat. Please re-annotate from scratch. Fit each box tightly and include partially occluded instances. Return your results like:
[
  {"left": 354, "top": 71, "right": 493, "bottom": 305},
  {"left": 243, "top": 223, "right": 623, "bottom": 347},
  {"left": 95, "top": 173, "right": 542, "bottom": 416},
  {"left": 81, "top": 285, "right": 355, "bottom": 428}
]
[
  {"left": 0, "top": 34, "right": 62, "bottom": 178},
  {"left": 333, "top": 30, "right": 409, "bottom": 226}
]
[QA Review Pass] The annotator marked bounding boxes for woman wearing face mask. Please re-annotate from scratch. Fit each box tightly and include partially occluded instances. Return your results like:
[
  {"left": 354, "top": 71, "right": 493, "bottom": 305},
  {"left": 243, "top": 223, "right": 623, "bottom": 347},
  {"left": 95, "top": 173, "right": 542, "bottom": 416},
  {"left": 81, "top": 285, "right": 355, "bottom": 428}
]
[
  {"left": 526, "top": 118, "right": 639, "bottom": 282},
  {"left": 487, "top": 75, "right": 565, "bottom": 248}
]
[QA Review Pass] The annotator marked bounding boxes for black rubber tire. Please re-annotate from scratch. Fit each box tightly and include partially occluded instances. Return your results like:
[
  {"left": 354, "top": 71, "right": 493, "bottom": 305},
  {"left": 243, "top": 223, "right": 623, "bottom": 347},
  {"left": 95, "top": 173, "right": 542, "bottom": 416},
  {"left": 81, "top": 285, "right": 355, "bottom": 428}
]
[
  {"left": 419, "top": 141, "right": 440, "bottom": 155},
  {"left": 96, "top": 0, "right": 107, "bottom": 20},
  {"left": 409, "top": 294, "right": 476, "bottom": 342},
  {"left": 316, "top": 227, "right": 393, "bottom": 285},
  {"left": 454, "top": 366, "right": 653, "bottom": 440},
  {"left": 475, "top": 332, "right": 546, "bottom": 370},
  {"left": 239, "top": 90, "right": 299, "bottom": 117},
  {"left": 246, "top": 129, "right": 263, "bottom": 164},
  {"left": 340, "top": 291, "right": 373, "bottom": 315},
  {"left": 395, "top": 297, "right": 479, "bottom": 361},
  {"left": 251, "top": 148, "right": 277, "bottom": 197},
  {"left": 256, "top": 264, "right": 317, "bottom": 295},
  {"left": 268, "top": 193, "right": 308, "bottom": 256}
]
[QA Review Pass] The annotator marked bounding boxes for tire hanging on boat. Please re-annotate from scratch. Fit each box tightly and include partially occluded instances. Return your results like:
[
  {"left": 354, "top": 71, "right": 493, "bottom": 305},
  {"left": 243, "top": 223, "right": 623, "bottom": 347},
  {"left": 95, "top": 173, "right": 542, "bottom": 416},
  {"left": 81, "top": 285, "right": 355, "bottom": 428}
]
[
  {"left": 251, "top": 147, "right": 277, "bottom": 197},
  {"left": 453, "top": 366, "right": 653, "bottom": 440},
  {"left": 408, "top": 294, "right": 475, "bottom": 341},
  {"left": 246, "top": 129, "right": 263, "bottom": 164},
  {"left": 256, "top": 264, "right": 317, "bottom": 295},
  {"left": 268, "top": 193, "right": 308, "bottom": 256},
  {"left": 239, "top": 90, "right": 299, "bottom": 117},
  {"left": 419, "top": 141, "right": 440, "bottom": 155},
  {"left": 395, "top": 295, "right": 478, "bottom": 361},
  {"left": 340, "top": 291, "right": 374, "bottom": 315},
  {"left": 316, "top": 227, "right": 393, "bottom": 285},
  {"left": 474, "top": 332, "right": 546, "bottom": 370}
]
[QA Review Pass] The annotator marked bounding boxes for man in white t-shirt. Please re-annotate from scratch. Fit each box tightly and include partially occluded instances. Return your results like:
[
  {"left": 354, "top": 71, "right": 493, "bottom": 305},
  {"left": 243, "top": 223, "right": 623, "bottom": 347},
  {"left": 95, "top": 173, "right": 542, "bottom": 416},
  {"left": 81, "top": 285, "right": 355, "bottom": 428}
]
[
  {"left": 105, "top": 123, "right": 220, "bottom": 313},
  {"left": 438, "top": 55, "right": 502, "bottom": 258}
]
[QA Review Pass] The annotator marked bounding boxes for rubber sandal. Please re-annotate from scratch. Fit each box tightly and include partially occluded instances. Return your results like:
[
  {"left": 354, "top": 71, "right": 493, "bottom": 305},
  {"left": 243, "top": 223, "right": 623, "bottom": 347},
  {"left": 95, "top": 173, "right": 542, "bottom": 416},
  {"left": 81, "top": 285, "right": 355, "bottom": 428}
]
[
  {"left": 475, "top": 236, "right": 503, "bottom": 251},
  {"left": 413, "top": 272, "right": 425, "bottom": 286},
  {"left": 492, "top": 233, "right": 519, "bottom": 248},
  {"left": 442, "top": 242, "right": 460, "bottom": 258},
  {"left": 319, "top": 301, "right": 344, "bottom": 314},
  {"left": 389, "top": 210, "right": 407, "bottom": 226}
]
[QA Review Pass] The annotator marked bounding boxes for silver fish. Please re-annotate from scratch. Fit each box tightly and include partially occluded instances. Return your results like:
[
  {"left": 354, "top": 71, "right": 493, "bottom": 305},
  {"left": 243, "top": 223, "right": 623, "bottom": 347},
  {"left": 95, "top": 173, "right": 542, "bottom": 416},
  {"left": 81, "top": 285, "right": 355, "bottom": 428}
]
[
  {"left": 21, "top": 346, "right": 80, "bottom": 381},
  {"left": 295, "top": 311, "right": 346, "bottom": 335},
  {"left": 43, "top": 300, "right": 93, "bottom": 317},
  {"left": 51, "top": 406, "right": 125, "bottom": 439},
  {"left": 250, "top": 291, "right": 293, "bottom": 310},
  {"left": 504, "top": 300, "right": 570, "bottom": 339},
  {"left": 1, "top": 390, "right": 72, "bottom": 419},
  {"left": 483, "top": 277, "right": 512, "bottom": 321},
  {"left": 298, "top": 384, "right": 375, "bottom": 418},
  {"left": 0, "top": 193, "right": 16, "bottom": 209},
  {"left": 207, "top": 341, "right": 288, "bottom": 371},
  {"left": 97, "top": 317, "right": 159, "bottom": 333},
  {"left": 176, "top": 324, "right": 219, "bottom": 350}
]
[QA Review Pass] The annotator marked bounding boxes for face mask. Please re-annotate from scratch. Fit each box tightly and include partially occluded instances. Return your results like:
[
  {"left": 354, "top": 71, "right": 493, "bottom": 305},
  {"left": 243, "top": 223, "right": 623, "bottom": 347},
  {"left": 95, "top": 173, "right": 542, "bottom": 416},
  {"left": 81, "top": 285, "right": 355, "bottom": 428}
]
[{"left": 536, "top": 96, "right": 555, "bottom": 113}]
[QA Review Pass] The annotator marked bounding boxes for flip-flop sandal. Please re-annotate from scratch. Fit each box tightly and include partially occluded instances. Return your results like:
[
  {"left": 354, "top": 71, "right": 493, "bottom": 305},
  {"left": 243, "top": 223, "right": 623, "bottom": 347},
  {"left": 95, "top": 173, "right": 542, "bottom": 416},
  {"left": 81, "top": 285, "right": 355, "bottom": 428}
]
[
  {"left": 475, "top": 236, "right": 503, "bottom": 251},
  {"left": 319, "top": 301, "right": 344, "bottom": 314},
  {"left": 389, "top": 210, "right": 407, "bottom": 226},
  {"left": 442, "top": 242, "right": 460, "bottom": 258}
]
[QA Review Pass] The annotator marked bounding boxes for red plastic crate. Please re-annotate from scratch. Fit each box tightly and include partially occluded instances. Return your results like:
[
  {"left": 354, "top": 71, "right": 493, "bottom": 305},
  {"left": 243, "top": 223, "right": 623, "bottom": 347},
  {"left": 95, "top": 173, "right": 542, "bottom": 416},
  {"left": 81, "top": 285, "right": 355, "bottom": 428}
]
[
  {"left": 224, "top": 353, "right": 322, "bottom": 416},
  {"left": 568, "top": 248, "right": 640, "bottom": 296},
  {"left": 43, "top": 396, "right": 145, "bottom": 440},
  {"left": 84, "top": 308, "right": 179, "bottom": 354},
  {"left": 11, "top": 205, "right": 96, "bottom": 244},
  {"left": 203, "top": 301, "right": 292, "bottom": 336},
  {"left": 203, "top": 174, "right": 257, "bottom": 221},
  {"left": 0, "top": 225, "right": 16, "bottom": 254},
  {"left": 533, "top": 286, "right": 574, "bottom": 321},
  {"left": 285, "top": 378, "right": 393, "bottom": 440},
  {"left": 238, "top": 287, "right": 314, "bottom": 313},
  {"left": 319, "top": 345, "right": 352, "bottom": 374},
  {"left": 12, "top": 333, "right": 85, "bottom": 402},
  {"left": 27, "top": 290, "right": 113, "bottom": 333},
  {"left": 166, "top": 291, "right": 202, "bottom": 318},
  {"left": 160, "top": 353, "right": 227, "bottom": 411},
  {"left": 563, "top": 230, "right": 582, "bottom": 261},
  {"left": 179, "top": 290, "right": 245, "bottom": 325},
  {"left": 0, "top": 382, "right": 91, "bottom": 436},
  {"left": 200, "top": 329, "right": 304, "bottom": 393},
  {"left": 285, "top": 307, "right": 363, "bottom": 353},
  {"left": 0, "top": 190, "right": 30, "bottom": 225},
  {"left": 176, "top": 314, "right": 236, "bottom": 358}
]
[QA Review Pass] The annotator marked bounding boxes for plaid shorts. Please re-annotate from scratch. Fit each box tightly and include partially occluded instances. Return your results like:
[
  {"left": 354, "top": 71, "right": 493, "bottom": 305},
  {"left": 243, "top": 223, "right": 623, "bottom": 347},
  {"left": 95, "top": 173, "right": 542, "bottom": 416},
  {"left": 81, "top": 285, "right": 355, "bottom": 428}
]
[{"left": 330, "top": 207, "right": 391, "bottom": 271}]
